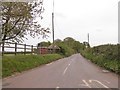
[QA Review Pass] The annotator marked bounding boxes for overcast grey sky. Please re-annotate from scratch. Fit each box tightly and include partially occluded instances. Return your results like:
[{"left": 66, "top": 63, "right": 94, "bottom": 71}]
[{"left": 24, "top": 0, "right": 119, "bottom": 47}]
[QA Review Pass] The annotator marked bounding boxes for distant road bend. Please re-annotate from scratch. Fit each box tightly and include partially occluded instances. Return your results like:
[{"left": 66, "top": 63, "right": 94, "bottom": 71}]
[{"left": 2, "top": 54, "right": 118, "bottom": 88}]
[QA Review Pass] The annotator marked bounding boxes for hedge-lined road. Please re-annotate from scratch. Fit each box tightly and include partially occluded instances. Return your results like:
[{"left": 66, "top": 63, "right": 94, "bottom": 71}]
[{"left": 3, "top": 54, "right": 118, "bottom": 88}]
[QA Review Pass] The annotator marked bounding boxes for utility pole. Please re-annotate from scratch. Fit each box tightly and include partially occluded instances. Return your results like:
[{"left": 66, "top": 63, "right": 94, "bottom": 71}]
[
  {"left": 88, "top": 33, "right": 89, "bottom": 44},
  {"left": 52, "top": 13, "right": 54, "bottom": 45},
  {"left": 52, "top": 0, "right": 55, "bottom": 53},
  {"left": 87, "top": 33, "right": 90, "bottom": 47}
]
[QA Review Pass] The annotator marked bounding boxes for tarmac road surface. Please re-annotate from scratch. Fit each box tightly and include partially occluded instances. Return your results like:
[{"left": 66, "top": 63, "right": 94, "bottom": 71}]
[{"left": 2, "top": 54, "right": 118, "bottom": 88}]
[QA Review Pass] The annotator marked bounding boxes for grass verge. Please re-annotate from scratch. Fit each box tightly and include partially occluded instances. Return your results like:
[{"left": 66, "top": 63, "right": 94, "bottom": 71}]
[
  {"left": 2, "top": 54, "right": 63, "bottom": 78},
  {"left": 81, "top": 50, "right": 119, "bottom": 75}
]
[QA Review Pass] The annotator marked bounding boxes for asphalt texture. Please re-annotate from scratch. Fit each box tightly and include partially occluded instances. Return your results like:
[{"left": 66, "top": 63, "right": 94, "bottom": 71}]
[{"left": 2, "top": 54, "right": 118, "bottom": 88}]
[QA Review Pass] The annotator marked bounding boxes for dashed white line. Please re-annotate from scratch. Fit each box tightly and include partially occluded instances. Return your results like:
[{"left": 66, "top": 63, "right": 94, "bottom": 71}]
[
  {"left": 62, "top": 60, "right": 73, "bottom": 75},
  {"left": 56, "top": 86, "right": 59, "bottom": 88},
  {"left": 63, "top": 67, "right": 68, "bottom": 75},
  {"left": 56, "top": 86, "right": 60, "bottom": 90}
]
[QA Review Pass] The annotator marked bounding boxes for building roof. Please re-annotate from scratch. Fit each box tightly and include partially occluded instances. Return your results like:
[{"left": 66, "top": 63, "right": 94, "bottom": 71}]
[
  {"left": 38, "top": 47, "right": 48, "bottom": 48},
  {"left": 48, "top": 44, "right": 60, "bottom": 49}
]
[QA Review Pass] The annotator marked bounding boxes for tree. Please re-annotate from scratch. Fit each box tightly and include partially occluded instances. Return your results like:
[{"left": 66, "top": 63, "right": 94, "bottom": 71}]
[
  {"left": 38, "top": 41, "right": 51, "bottom": 47},
  {"left": 72, "top": 41, "right": 82, "bottom": 53},
  {"left": 63, "top": 37, "right": 75, "bottom": 47},
  {"left": 1, "top": 1, "right": 49, "bottom": 43},
  {"left": 63, "top": 37, "right": 75, "bottom": 42},
  {"left": 54, "top": 39, "right": 62, "bottom": 44},
  {"left": 56, "top": 42, "right": 75, "bottom": 56},
  {"left": 83, "top": 41, "right": 90, "bottom": 48}
]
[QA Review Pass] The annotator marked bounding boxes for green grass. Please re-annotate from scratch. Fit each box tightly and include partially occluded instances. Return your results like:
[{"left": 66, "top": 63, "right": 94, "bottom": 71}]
[
  {"left": 2, "top": 54, "right": 63, "bottom": 78},
  {"left": 81, "top": 50, "right": 120, "bottom": 74}
]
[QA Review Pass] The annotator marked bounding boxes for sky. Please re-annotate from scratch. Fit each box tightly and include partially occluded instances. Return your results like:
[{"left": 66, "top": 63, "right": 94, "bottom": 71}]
[{"left": 24, "top": 0, "right": 119, "bottom": 47}]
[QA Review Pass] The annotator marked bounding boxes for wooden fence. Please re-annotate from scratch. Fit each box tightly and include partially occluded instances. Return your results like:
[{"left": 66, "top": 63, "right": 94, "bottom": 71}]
[{"left": 1, "top": 42, "right": 38, "bottom": 56}]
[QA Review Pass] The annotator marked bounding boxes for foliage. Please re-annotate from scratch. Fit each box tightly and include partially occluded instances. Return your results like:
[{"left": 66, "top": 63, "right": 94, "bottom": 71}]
[
  {"left": 54, "top": 39, "right": 62, "bottom": 43},
  {"left": 63, "top": 37, "right": 75, "bottom": 48},
  {"left": 83, "top": 41, "right": 90, "bottom": 48},
  {"left": 92, "top": 44, "right": 118, "bottom": 61},
  {"left": 37, "top": 41, "right": 51, "bottom": 47},
  {"left": 72, "top": 41, "right": 83, "bottom": 53},
  {"left": 37, "top": 37, "right": 85, "bottom": 56},
  {"left": 2, "top": 54, "right": 63, "bottom": 77},
  {"left": 56, "top": 42, "right": 75, "bottom": 56},
  {"left": 81, "top": 44, "right": 120, "bottom": 74},
  {"left": 1, "top": 1, "right": 49, "bottom": 43},
  {"left": 52, "top": 37, "right": 85, "bottom": 56}
]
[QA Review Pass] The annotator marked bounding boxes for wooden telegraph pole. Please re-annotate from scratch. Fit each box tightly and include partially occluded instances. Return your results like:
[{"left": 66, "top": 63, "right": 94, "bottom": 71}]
[
  {"left": 88, "top": 33, "right": 89, "bottom": 44},
  {"left": 87, "top": 33, "right": 90, "bottom": 47},
  {"left": 52, "top": 13, "right": 54, "bottom": 46},
  {"left": 52, "top": 0, "right": 55, "bottom": 53}
]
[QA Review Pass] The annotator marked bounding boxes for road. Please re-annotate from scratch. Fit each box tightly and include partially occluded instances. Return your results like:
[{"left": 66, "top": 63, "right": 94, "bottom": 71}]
[{"left": 2, "top": 54, "right": 118, "bottom": 88}]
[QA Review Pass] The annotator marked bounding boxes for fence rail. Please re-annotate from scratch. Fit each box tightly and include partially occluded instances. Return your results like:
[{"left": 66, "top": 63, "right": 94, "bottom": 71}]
[{"left": 1, "top": 42, "right": 38, "bottom": 56}]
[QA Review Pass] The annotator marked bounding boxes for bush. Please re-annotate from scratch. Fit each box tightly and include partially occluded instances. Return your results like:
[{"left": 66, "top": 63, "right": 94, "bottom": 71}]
[
  {"left": 56, "top": 42, "right": 75, "bottom": 56},
  {"left": 81, "top": 44, "right": 119, "bottom": 74}
]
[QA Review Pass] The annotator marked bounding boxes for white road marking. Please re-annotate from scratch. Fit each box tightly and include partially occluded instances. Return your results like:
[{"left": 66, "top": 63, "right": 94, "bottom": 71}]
[
  {"left": 56, "top": 86, "right": 60, "bottom": 90},
  {"left": 89, "top": 80, "right": 109, "bottom": 88},
  {"left": 104, "top": 80, "right": 110, "bottom": 84},
  {"left": 102, "top": 70, "right": 109, "bottom": 73},
  {"left": 80, "top": 80, "right": 91, "bottom": 88},
  {"left": 46, "top": 62, "right": 53, "bottom": 66},
  {"left": 56, "top": 86, "right": 59, "bottom": 88},
  {"left": 62, "top": 60, "right": 73, "bottom": 75},
  {"left": 63, "top": 67, "right": 68, "bottom": 75}
]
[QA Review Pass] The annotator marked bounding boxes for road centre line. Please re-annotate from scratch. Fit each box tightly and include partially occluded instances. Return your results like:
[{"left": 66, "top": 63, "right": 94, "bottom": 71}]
[
  {"left": 63, "top": 66, "right": 68, "bottom": 75},
  {"left": 56, "top": 86, "right": 60, "bottom": 90},
  {"left": 62, "top": 60, "right": 73, "bottom": 75},
  {"left": 56, "top": 86, "right": 60, "bottom": 88}
]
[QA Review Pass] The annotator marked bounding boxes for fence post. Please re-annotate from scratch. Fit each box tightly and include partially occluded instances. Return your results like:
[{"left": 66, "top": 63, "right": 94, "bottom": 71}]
[
  {"left": 24, "top": 44, "right": 26, "bottom": 55},
  {"left": 37, "top": 46, "right": 39, "bottom": 55},
  {"left": 31, "top": 45, "right": 33, "bottom": 54},
  {"left": 15, "top": 43, "right": 17, "bottom": 55}
]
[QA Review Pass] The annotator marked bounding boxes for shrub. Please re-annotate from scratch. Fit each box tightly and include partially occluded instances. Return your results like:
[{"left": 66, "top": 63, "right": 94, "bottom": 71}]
[{"left": 81, "top": 44, "right": 119, "bottom": 74}]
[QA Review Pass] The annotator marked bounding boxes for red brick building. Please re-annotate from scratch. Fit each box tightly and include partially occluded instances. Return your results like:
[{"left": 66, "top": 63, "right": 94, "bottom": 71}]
[
  {"left": 38, "top": 47, "right": 48, "bottom": 54},
  {"left": 38, "top": 44, "right": 60, "bottom": 54}
]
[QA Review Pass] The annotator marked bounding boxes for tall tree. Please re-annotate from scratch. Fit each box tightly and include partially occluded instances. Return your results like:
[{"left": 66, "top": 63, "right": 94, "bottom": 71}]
[
  {"left": 63, "top": 37, "right": 75, "bottom": 47},
  {"left": 63, "top": 37, "right": 75, "bottom": 42},
  {"left": 54, "top": 39, "right": 62, "bottom": 44},
  {"left": 1, "top": 1, "right": 49, "bottom": 43},
  {"left": 38, "top": 41, "right": 51, "bottom": 47}
]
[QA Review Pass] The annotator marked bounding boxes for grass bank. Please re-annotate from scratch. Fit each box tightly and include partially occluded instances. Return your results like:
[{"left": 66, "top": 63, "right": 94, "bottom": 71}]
[
  {"left": 2, "top": 54, "right": 63, "bottom": 78},
  {"left": 80, "top": 45, "right": 119, "bottom": 75}
]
